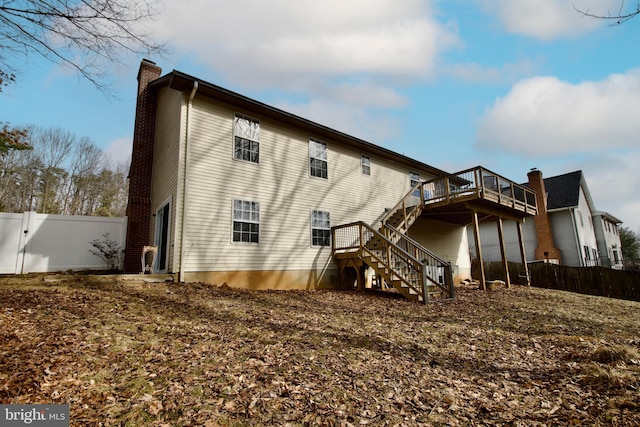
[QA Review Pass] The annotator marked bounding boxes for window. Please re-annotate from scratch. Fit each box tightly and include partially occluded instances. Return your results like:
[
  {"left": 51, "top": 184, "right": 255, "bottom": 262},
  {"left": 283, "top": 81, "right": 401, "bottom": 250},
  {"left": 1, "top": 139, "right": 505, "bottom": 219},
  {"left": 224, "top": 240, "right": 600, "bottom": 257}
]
[
  {"left": 410, "top": 171, "right": 420, "bottom": 188},
  {"left": 234, "top": 114, "right": 260, "bottom": 163},
  {"left": 613, "top": 250, "right": 620, "bottom": 264},
  {"left": 584, "top": 245, "right": 591, "bottom": 261},
  {"left": 310, "top": 139, "right": 328, "bottom": 179},
  {"left": 361, "top": 155, "right": 370, "bottom": 175},
  {"left": 232, "top": 199, "right": 260, "bottom": 243},
  {"left": 311, "top": 210, "right": 331, "bottom": 246}
]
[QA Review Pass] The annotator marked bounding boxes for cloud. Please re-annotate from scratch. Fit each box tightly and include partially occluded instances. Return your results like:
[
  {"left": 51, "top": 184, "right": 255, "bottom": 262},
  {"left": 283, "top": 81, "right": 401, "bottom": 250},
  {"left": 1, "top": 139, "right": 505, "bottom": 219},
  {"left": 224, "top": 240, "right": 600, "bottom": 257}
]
[
  {"left": 153, "top": 0, "right": 458, "bottom": 86},
  {"left": 476, "top": 69, "right": 640, "bottom": 157},
  {"left": 146, "top": 0, "right": 460, "bottom": 144},
  {"left": 103, "top": 137, "right": 132, "bottom": 167},
  {"left": 577, "top": 151, "right": 640, "bottom": 232},
  {"left": 479, "top": 0, "right": 618, "bottom": 40},
  {"left": 275, "top": 98, "right": 401, "bottom": 144}
]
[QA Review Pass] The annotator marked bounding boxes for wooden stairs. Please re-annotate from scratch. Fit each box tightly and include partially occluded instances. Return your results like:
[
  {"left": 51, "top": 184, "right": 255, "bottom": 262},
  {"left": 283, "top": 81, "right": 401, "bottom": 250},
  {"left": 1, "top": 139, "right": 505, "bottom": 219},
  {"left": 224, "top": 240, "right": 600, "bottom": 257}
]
[{"left": 332, "top": 181, "right": 454, "bottom": 303}]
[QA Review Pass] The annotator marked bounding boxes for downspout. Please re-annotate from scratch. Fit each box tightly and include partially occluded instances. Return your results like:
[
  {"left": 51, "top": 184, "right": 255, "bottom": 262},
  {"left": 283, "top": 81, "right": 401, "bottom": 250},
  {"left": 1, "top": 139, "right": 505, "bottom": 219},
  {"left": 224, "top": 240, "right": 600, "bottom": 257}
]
[
  {"left": 179, "top": 81, "right": 199, "bottom": 282},
  {"left": 569, "top": 208, "right": 583, "bottom": 267}
]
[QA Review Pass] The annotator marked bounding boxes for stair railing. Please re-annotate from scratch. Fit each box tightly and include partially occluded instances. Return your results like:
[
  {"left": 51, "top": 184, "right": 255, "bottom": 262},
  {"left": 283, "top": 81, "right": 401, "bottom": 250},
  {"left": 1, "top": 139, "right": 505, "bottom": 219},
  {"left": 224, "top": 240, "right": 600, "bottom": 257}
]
[
  {"left": 378, "top": 181, "right": 425, "bottom": 234},
  {"left": 332, "top": 221, "right": 429, "bottom": 303},
  {"left": 382, "top": 224, "right": 454, "bottom": 298}
]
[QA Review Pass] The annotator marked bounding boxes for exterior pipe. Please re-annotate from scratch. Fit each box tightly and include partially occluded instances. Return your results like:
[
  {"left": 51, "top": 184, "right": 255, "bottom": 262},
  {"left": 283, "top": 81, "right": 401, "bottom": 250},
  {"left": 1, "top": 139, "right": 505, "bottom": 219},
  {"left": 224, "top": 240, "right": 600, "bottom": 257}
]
[{"left": 179, "top": 81, "right": 199, "bottom": 283}]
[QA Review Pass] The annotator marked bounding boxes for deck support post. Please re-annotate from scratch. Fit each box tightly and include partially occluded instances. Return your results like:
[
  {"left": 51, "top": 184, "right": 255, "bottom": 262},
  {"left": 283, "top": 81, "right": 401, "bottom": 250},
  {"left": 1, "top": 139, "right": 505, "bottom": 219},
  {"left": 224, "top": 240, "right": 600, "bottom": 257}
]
[
  {"left": 356, "top": 264, "right": 367, "bottom": 292},
  {"left": 472, "top": 210, "right": 486, "bottom": 290},
  {"left": 517, "top": 221, "right": 530, "bottom": 286},
  {"left": 496, "top": 217, "right": 511, "bottom": 288}
]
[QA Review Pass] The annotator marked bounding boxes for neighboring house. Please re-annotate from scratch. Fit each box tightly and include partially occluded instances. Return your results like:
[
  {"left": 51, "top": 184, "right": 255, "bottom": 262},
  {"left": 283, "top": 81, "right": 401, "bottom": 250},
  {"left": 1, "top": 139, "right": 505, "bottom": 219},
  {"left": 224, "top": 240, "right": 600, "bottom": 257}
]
[
  {"left": 593, "top": 211, "right": 624, "bottom": 269},
  {"left": 124, "top": 60, "right": 536, "bottom": 301},
  {"left": 469, "top": 169, "right": 623, "bottom": 269}
]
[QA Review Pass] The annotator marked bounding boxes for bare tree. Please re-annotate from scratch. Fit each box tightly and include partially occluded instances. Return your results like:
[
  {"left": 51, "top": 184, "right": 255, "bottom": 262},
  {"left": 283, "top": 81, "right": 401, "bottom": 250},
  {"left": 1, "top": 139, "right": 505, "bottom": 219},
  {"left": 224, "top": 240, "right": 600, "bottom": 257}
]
[
  {"left": 0, "top": 0, "right": 165, "bottom": 90},
  {"left": 0, "top": 125, "right": 128, "bottom": 216},
  {"left": 61, "top": 137, "right": 104, "bottom": 214},
  {"left": 575, "top": 1, "right": 640, "bottom": 25},
  {"left": 33, "top": 127, "right": 74, "bottom": 213}
]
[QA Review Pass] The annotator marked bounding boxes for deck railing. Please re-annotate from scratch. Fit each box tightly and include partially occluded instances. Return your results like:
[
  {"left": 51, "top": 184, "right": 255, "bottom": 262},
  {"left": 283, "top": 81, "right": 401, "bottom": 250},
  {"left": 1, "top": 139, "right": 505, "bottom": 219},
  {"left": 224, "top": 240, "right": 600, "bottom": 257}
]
[
  {"left": 423, "top": 167, "right": 537, "bottom": 215},
  {"left": 380, "top": 167, "right": 537, "bottom": 231}
]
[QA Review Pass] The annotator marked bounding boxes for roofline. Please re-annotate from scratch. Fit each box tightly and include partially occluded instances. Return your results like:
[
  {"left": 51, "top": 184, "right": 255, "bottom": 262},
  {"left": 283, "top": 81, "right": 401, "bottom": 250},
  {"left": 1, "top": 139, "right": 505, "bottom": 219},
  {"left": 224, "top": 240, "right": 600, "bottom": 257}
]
[
  {"left": 149, "top": 70, "right": 450, "bottom": 177},
  {"left": 594, "top": 211, "right": 623, "bottom": 224}
]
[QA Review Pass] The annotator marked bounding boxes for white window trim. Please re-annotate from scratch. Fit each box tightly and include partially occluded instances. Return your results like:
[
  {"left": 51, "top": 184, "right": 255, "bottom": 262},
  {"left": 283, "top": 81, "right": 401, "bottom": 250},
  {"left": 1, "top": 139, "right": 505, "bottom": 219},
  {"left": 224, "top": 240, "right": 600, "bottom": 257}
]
[
  {"left": 410, "top": 171, "right": 420, "bottom": 188},
  {"left": 311, "top": 210, "right": 331, "bottom": 247},
  {"left": 233, "top": 113, "right": 260, "bottom": 164},
  {"left": 361, "top": 155, "right": 371, "bottom": 176},
  {"left": 231, "top": 198, "right": 260, "bottom": 244},
  {"left": 309, "top": 138, "right": 328, "bottom": 179}
]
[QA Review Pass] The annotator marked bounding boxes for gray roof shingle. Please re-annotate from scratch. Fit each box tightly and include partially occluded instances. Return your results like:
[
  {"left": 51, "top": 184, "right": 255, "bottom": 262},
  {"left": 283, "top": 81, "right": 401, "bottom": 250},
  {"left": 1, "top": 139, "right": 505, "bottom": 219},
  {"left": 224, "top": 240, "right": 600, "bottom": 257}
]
[{"left": 524, "top": 170, "right": 583, "bottom": 210}]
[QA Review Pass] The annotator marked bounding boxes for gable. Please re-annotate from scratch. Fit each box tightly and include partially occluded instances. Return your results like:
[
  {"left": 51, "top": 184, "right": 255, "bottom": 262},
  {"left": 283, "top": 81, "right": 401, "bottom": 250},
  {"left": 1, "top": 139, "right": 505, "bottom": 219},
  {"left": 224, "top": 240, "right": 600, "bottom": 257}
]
[{"left": 544, "top": 171, "right": 582, "bottom": 210}]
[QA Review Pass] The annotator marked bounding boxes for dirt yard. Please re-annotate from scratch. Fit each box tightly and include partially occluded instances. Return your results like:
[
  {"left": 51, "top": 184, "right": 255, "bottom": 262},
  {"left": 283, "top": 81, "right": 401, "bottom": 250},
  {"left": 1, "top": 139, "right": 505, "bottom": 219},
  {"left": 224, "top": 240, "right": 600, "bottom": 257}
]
[{"left": 0, "top": 274, "right": 639, "bottom": 426}]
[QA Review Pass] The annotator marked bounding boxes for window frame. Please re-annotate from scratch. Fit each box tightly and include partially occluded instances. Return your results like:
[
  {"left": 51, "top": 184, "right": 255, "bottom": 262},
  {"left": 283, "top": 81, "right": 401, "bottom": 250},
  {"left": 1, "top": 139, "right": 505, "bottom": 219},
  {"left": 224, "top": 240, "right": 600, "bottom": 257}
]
[
  {"left": 311, "top": 210, "right": 331, "bottom": 247},
  {"left": 361, "top": 155, "right": 371, "bottom": 176},
  {"left": 309, "top": 138, "right": 328, "bottom": 179},
  {"left": 232, "top": 199, "right": 260, "bottom": 244},
  {"left": 409, "top": 171, "right": 420, "bottom": 188},
  {"left": 233, "top": 113, "right": 260, "bottom": 164}
]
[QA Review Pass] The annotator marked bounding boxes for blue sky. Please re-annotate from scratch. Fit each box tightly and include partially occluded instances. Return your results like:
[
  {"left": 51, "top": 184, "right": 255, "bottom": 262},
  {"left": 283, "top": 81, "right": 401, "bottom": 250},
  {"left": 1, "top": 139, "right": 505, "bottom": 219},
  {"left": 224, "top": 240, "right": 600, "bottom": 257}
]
[{"left": 2, "top": 0, "right": 639, "bottom": 232}]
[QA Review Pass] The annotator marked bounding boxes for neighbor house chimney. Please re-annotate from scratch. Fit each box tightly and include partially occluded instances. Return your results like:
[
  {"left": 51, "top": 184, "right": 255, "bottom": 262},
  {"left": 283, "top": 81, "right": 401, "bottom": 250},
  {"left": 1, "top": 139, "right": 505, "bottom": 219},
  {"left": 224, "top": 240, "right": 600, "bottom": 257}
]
[
  {"left": 124, "top": 59, "right": 162, "bottom": 272},
  {"left": 527, "top": 169, "right": 562, "bottom": 263}
]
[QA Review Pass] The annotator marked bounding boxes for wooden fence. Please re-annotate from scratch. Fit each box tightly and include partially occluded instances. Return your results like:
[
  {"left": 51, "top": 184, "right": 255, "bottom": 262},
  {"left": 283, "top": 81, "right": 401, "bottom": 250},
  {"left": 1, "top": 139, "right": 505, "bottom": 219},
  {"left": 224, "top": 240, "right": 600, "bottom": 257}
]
[{"left": 474, "top": 261, "right": 640, "bottom": 302}]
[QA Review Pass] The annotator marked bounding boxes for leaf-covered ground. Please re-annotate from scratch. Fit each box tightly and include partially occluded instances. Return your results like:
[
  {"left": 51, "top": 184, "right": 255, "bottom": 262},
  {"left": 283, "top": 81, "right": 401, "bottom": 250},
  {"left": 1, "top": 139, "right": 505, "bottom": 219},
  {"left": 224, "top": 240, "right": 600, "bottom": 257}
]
[{"left": 1, "top": 275, "right": 639, "bottom": 426}]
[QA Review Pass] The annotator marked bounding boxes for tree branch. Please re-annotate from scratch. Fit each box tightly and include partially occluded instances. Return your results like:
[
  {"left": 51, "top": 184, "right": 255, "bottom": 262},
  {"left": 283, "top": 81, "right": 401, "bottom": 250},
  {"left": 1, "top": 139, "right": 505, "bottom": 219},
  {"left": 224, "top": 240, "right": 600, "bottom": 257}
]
[{"left": 574, "top": 1, "right": 640, "bottom": 25}]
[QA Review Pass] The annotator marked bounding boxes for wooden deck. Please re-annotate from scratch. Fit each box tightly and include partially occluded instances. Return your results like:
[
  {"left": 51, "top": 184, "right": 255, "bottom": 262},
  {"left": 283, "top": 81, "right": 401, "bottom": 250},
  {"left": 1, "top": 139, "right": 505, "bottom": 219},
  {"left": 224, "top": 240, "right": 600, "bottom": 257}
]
[{"left": 419, "top": 167, "right": 537, "bottom": 225}]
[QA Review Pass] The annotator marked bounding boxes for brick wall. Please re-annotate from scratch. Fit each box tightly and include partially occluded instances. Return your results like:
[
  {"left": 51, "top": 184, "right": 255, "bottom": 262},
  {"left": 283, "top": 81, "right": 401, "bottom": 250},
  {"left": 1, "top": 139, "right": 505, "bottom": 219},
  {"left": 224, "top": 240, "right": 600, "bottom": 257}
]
[
  {"left": 124, "top": 59, "right": 162, "bottom": 272},
  {"left": 527, "top": 169, "right": 562, "bottom": 263}
]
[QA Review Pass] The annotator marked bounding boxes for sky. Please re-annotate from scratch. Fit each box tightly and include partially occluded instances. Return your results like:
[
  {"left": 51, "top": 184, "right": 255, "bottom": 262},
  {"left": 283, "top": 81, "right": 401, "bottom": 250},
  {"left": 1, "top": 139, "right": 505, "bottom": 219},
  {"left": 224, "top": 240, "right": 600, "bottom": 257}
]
[{"left": 1, "top": 0, "right": 639, "bottom": 232}]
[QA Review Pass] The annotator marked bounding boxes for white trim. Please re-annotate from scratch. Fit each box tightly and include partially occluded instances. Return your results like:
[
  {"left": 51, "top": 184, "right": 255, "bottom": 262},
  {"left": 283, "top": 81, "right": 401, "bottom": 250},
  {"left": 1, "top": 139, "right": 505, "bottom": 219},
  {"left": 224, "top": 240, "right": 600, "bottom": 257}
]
[
  {"left": 231, "top": 198, "right": 261, "bottom": 244},
  {"left": 309, "top": 138, "right": 328, "bottom": 179},
  {"left": 233, "top": 113, "right": 261, "bottom": 164},
  {"left": 310, "top": 209, "right": 331, "bottom": 247},
  {"left": 361, "top": 155, "right": 371, "bottom": 176}
]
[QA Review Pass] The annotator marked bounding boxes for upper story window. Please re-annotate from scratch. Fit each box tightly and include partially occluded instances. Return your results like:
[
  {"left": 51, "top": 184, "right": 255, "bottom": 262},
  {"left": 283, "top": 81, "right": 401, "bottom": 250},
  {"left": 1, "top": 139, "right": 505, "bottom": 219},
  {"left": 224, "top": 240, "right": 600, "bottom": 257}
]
[
  {"left": 311, "top": 210, "right": 331, "bottom": 247},
  {"left": 309, "top": 139, "right": 328, "bottom": 179},
  {"left": 234, "top": 114, "right": 260, "bottom": 163},
  {"left": 361, "top": 155, "right": 371, "bottom": 175},
  {"left": 232, "top": 199, "right": 260, "bottom": 243},
  {"left": 410, "top": 171, "right": 420, "bottom": 188}
]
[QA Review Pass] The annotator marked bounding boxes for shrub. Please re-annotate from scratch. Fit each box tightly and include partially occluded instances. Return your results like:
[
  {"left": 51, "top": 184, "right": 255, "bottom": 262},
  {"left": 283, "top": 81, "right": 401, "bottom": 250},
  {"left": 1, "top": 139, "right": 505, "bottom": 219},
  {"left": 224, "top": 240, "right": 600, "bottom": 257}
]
[{"left": 89, "top": 233, "right": 124, "bottom": 271}]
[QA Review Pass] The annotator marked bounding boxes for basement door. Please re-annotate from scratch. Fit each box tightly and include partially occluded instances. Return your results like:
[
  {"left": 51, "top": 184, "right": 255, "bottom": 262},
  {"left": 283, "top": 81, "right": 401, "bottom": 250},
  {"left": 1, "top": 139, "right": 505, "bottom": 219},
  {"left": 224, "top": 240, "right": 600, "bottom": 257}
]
[{"left": 155, "top": 201, "right": 170, "bottom": 273}]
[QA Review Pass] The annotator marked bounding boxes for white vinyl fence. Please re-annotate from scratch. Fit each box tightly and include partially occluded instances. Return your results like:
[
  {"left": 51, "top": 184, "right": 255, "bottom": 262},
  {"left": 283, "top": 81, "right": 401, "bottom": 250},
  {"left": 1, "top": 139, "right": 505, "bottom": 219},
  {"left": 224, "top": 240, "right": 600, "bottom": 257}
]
[{"left": 0, "top": 212, "right": 127, "bottom": 274}]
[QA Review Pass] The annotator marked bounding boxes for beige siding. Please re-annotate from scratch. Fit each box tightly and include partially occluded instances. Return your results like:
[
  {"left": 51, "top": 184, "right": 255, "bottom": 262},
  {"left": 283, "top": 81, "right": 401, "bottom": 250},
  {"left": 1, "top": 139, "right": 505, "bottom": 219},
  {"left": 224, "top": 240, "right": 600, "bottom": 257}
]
[
  {"left": 150, "top": 87, "right": 184, "bottom": 272},
  {"left": 408, "top": 218, "right": 472, "bottom": 282},
  {"left": 179, "top": 95, "right": 440, "bottom": 285}
]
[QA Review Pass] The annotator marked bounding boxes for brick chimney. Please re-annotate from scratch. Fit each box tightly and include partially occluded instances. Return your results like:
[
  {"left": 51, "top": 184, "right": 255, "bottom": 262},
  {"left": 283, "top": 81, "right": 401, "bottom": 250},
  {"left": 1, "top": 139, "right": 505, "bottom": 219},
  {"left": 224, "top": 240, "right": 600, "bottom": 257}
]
[
  {"left": 527, "top": 169, "right": 562, "bottom": 263},
  {"left": 124, "top": 59, "right": 162, "bottom": 272}
]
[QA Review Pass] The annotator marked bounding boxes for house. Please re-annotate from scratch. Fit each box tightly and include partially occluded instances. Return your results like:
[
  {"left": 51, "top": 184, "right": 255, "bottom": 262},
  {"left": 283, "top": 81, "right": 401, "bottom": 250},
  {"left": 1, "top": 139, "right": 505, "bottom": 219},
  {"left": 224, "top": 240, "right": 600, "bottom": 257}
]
[
  {"left": 593, "top": 211, "right": 624, "bottom": 269},
  {"left": 124, "top": 59, "right": 537, "bottom": 301},
  {"left": 468, "top": 169, "right": 624, "bottom": 269}
]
